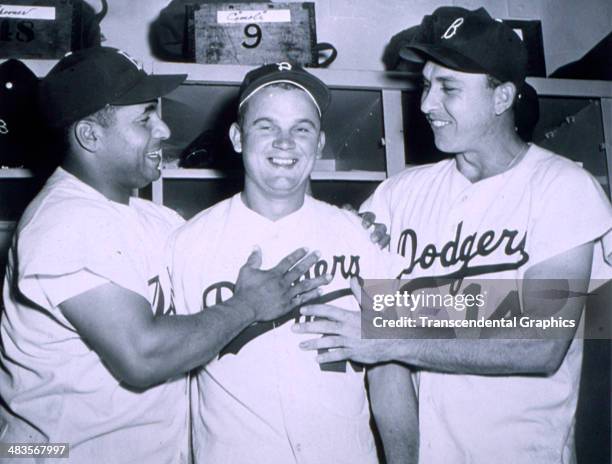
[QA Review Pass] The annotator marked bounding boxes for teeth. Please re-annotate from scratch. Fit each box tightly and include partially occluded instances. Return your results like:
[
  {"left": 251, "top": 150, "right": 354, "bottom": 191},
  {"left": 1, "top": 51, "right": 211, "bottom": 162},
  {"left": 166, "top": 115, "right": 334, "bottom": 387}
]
[
  {"left": 146, "top": 149, "right": 162, "bottom": 169},
  {"left": 429, "top": 119, "right": 450, "bottom": 128},
  {"left": 146, "top": 149, "right": 162, "bottom": 158},
  {"left": 269, "top": 157, "right": 297, "bottom": 166}
]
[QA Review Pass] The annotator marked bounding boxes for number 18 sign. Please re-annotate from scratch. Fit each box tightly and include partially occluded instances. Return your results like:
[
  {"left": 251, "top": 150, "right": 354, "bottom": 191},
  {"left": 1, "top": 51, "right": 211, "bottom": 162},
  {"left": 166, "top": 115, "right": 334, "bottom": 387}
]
[{"left": 188, "top": 2, "right": 317, "bottom": 66}]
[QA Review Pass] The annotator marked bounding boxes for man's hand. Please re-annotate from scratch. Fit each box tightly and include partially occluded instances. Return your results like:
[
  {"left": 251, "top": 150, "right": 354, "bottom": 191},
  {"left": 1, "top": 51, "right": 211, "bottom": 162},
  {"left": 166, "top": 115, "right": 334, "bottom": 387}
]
[
  {"left": 233, "top": 247, "right": 331, "bottom": 322},
  {"left": 292, "top": 276, "right": 390, "bottom": 364},
  {"left": 342, "top": 204, "right": 390, "bottom": 249}
]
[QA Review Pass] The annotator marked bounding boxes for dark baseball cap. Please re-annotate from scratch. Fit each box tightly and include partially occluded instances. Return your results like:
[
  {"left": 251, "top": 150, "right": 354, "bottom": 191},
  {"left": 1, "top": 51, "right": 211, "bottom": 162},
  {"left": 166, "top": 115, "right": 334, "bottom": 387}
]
[
  {"left": 0, "top": 59, "right": 41, "bottom": 167},
  {"left": 399, "top": 7, "right": 528, "bottom": 87},
  {"left": 39, "top": 46, "right": 187, "bottom": 128},
  {"left": 238, "top": 62, "right": 331, "bottom": 116}
]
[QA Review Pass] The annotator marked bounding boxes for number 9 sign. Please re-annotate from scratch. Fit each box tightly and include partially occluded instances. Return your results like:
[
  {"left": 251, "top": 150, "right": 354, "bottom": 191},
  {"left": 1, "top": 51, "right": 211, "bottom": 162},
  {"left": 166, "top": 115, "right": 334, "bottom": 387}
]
[
  {"left": 242, "top": 24, "right": 262, "bottom": 49},
  {"left": 192, "top": 3, "right": 316, "bottom": 66}
]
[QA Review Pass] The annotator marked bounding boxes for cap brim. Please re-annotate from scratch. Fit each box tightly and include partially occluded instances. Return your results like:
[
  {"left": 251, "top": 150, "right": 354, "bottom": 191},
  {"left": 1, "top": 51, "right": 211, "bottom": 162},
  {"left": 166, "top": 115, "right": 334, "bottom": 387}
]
[
  {"left": 399, "top": 43, "right": 487, "bottom": 75},
  {"left": 112, "top": 73, "right": 187, "bottom": 105}
]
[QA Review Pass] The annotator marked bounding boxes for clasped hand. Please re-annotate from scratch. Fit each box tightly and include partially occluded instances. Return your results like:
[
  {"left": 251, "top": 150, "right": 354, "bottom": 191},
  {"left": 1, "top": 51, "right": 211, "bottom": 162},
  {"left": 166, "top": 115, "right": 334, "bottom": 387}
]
[{"left": 292, "top": 276, "right": 391, "bottom": 364}]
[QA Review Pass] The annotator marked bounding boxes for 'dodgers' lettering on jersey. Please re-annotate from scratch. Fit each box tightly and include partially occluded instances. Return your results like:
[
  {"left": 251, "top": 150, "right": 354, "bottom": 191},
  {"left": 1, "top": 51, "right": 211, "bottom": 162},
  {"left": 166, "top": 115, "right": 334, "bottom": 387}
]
[
  {"left": 396, "top": 221, "right": 529, "bottom": 279},
  {"left": 201, "top": 254, "right": 361, "bottom": 310},
  {"left": 201, "top": 255, "right": 361, "bottom": 358},
  {"left": 149, "top": 275, "right": 174, "bottom": 316}
]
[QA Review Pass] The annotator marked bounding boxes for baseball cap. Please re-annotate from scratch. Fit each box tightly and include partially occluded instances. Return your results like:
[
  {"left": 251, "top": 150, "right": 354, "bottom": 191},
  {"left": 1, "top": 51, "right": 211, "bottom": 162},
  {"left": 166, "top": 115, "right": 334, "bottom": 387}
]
[
  {"left": 399, "top": 7, "right": 528, "bottom": 87},
  {"left": 382, "top": 25, "right": 426, "bottom": 72},
  {"left": 0, "top": 59, "right": 42, "bottom": 167},
  {"left": 39, "top": 46, "right": 187, "bottom": 128},
  {"left": 238, "top": 62, "right": 331, "bottom": 116}
]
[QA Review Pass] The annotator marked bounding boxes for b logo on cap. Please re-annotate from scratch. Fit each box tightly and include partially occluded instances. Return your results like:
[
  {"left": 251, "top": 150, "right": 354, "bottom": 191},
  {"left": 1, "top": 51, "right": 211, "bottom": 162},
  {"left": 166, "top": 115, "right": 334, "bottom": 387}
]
[
  {"left": 442, "top": 17, "right": 464, "bottom": 39},
  {"left": 277, "top": 62, "right": 292, "bottom": 71}
]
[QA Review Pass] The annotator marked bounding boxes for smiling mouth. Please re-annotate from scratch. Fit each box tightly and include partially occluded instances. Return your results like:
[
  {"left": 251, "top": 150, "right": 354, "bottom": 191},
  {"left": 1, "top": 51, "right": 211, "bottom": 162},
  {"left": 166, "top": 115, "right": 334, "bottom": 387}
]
[
  {"left": 268, "top": 157, "right": 298, "bottom": 167},
  {"left": 146, "top": 148, "right": 162, "bottom": 164},
  {"left": 427, "top": 117, "right": 451, "bottom": 128}
]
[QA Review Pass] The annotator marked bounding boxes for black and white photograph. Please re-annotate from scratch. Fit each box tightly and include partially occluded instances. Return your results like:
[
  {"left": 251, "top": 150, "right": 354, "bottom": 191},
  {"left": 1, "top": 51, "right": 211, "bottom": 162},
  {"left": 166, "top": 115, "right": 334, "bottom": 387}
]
[{"left": 0, "top": 1, "right": 611, "bottom": 463}]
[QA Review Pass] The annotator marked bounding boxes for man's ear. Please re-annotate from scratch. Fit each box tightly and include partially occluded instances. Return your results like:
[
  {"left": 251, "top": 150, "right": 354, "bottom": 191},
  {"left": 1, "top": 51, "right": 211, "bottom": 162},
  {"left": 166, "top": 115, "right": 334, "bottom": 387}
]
[
  {"left": 493, "top": 82, "right": 517, "bottom": 115},
  {"left": 73, "top": 120, "right": 101, "bottom": 153},
  {"left": 316, "top": 131, "right": 326, "bottom": 159},
  {"left": 229, "top": 122, "right": 243, "bottom": 154}
]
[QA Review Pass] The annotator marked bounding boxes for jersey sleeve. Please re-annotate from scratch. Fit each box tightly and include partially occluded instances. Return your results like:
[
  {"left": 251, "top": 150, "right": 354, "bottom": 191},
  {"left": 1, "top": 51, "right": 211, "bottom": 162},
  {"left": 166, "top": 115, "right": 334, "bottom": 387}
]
[
  {"left": 17, "top": 204, "right": 150, "bottom": 311},
  {"left": 528, "top": 165, "right": 612, "bottom": 267},
  {"left": 37, "top": 270, "right": 110, "bottom": 308}
]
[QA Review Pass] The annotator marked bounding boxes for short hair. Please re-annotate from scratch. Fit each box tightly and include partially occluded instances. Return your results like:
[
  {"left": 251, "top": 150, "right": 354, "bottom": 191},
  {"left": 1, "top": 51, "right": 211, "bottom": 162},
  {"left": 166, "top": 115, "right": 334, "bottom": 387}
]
[
  {"left": 88, "top": 104, "right": 117, "bottom": 128},
  {"left": 63, "top": 104, "right": 118, "bottom": 156},
  {"left": 486, "top": 75, "right": 519, "bottom": 108},
  {"left": 237, "top": 82, "right": 314, "bottom": 127},
  {"left": 486, "top": 75, "right": 504, "bottom": 89}
]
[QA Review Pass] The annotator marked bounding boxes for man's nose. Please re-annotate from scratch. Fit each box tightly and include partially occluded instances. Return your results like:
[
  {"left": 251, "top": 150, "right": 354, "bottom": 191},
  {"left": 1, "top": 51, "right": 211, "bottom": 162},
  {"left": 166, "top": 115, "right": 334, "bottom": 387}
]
[
  {"left": 272, "top": 131, "right": 296, "bottom": 150},
  {"left": 152, "top": 115, "right": 171, "bottom": 140},
  {"left": 420, "top": 87, "right": 438, "bottom": 115}
]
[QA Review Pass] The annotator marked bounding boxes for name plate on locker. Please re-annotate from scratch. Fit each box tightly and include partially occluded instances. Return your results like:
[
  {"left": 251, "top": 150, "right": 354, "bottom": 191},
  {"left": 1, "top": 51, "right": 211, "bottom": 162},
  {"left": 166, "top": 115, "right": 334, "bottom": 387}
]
[
  {"left": 189, "top": 2, "right": 316, "bottom": 65},
  {"left": 0, "top": 0, "right": 75, "bottom": 58}
]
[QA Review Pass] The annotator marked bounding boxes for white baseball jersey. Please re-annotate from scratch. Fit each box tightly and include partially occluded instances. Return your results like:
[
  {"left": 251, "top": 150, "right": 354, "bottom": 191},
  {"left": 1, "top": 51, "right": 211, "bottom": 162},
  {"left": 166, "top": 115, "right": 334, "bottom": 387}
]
[
  {"left": 361, "top": 144, "right": 612, "bottom": 464},
  {"left": 0, "top": 168, "right": 189, "bottom": 464},
  {"left": 168, "top": 193, "right": 391, "bottom": 464}
]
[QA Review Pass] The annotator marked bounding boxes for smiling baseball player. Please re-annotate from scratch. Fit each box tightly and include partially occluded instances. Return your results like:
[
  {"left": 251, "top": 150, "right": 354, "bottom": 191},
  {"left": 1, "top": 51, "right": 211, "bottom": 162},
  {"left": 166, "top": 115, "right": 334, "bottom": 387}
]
[
  {"left": 0, "top": 48, "right": 328, "bottom": 464},
  {"left": 167, "top": 63, "right": 414, "bottom": 463},
  {"left": 293, "top": 6, "right": 612, "bottom": 464}
]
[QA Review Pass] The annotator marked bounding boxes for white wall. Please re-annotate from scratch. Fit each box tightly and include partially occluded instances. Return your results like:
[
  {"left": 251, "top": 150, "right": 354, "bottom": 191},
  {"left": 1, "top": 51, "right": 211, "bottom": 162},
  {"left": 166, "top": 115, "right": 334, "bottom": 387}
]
[{"left": 91, "top": 0, "right": 611, "bottom": 75}]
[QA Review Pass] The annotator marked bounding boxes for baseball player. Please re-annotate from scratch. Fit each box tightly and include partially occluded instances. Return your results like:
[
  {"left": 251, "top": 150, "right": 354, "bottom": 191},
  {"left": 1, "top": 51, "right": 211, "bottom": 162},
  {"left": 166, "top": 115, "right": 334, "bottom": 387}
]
[
  {"left": 0, "top": 48, "right": 327, "bottom": 463},
  {"left": 167, "top": 63, "right": 414, "bottom": 463},
  {"left": 294, "top": 6, "right": 612, "bottom": 464}
]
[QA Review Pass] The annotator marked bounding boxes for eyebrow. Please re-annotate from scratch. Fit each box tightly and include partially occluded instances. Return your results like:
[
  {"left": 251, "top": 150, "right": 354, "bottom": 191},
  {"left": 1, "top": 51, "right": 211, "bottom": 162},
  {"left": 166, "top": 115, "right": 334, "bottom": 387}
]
[
  {"left": 142, "top": 103, "right": 158, "bottom": 114},
  {"left": 250, "top": 117, "right": 319, "bottom": 128},
  {"left": 294, "top": 118, "right": 317, "bottom": 128},
  {"left": 435, "top": 76, "right": 461, "bottom": 85},
  {"left": 251, "top": 117, "right": 274, "bottom": 125}
]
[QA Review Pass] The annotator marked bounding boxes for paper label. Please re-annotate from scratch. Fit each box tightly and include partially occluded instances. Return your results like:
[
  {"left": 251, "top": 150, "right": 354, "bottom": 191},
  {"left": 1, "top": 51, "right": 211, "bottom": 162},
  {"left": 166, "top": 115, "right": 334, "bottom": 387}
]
[
  {"left": 0, "top": 4, "right": 56, "bottom": 20},
  {"left": 217, "top": 9, "right": 291, "bottom": 24}
]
